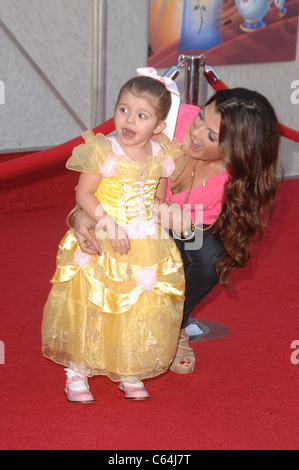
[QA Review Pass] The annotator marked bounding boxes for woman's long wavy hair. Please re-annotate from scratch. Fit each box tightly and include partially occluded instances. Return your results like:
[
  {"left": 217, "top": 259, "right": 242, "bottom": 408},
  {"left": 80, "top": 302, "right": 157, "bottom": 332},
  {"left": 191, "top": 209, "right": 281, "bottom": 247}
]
[{"left": 207, "top": 88, "right": 282, "bottom": 287}]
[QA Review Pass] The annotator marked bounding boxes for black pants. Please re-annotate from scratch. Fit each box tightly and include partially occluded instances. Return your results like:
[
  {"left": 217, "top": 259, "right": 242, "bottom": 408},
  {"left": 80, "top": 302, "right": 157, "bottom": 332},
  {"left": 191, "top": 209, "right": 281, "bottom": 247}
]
[{"left": 172, "top": 227, "right": 225, "bottom": 329}]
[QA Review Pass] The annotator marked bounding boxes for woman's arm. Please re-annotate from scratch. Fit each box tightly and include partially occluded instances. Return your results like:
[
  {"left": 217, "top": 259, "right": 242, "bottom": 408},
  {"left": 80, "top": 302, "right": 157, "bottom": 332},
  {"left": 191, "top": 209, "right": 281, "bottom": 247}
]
[
  {"left": 74, "top": 210, "right": 101, "bottom": 255},
  {"left": 155, "top": 177, "right": 167, "bottom": 202}
]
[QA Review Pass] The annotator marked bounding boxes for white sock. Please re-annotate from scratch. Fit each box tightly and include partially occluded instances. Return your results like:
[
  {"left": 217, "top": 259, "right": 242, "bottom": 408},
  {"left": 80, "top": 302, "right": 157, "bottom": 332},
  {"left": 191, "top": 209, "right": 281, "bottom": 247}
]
[
  {"left": 65, "top": 368, "right": 89, "bottom": 391},
  {"left": 121, "top": 380, "right": 144, "bottom": 387}
]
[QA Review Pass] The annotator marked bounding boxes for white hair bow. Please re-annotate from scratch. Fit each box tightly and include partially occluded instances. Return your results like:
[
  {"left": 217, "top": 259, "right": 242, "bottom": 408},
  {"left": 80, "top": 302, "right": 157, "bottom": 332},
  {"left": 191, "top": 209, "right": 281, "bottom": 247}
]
[{"left": 136, "top": 67, "right": 180, "bottom": 140}]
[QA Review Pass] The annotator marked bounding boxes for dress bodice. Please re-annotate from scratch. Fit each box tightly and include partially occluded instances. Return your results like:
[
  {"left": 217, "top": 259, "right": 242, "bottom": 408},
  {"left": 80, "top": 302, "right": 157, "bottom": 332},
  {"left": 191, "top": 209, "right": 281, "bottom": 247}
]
[
  {"left": 66, "top": 131, "right": 184, "bottom": 226},
  {"left": 95, "top": 172, "right": 160, "bottom": 225}
]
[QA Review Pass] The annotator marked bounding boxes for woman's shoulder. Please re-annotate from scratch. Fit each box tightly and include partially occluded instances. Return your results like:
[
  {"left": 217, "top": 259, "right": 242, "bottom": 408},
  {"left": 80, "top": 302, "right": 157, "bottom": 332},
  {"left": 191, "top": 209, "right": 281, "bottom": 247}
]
[
  {"left": 178, "top": 103, "right": 201, "bottom": 115},
  {"left": 177, "top": 104, "right": 201, "bottom": 122}
]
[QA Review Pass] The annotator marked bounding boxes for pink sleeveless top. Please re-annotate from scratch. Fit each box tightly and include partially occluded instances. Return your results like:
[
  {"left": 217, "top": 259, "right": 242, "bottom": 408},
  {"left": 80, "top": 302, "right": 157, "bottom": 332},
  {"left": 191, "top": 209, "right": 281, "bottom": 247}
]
[{"left": 166, "top": 104, "right": 229, "bottom": 225}]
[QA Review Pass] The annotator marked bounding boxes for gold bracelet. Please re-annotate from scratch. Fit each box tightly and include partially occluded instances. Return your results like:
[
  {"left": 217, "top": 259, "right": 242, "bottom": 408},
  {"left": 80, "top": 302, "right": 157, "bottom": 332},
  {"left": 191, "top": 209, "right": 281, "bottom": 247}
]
[
  {"left": 66, "top": 204, "right": 82, "bottom": 228},
  {"left": 172, "top": 220, "right": 196, "bottom": 241}
]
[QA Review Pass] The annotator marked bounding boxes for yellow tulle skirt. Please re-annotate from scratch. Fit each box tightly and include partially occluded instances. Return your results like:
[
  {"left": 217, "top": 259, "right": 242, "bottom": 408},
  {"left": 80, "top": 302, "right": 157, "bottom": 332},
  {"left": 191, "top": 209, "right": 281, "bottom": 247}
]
[{"left": 42, "top": 226, "right": 185, "bottom": 381}]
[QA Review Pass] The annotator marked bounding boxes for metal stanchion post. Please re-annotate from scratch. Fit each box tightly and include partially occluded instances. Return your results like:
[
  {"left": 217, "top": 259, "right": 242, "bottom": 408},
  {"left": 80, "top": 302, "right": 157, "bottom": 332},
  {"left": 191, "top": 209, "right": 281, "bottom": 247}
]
[
  {"left": 180, "top": 54, "right": 208, "bottom": 107},
  {"left": 163, "top": 54, "right": 208, "bottom": 107}
]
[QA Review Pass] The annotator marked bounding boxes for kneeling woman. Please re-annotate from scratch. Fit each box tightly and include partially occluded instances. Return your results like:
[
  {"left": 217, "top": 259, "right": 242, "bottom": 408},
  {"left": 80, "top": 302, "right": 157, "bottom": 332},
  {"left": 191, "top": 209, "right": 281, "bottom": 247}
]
[{"left": 73, "top": 87, "right": 282, "bottom": 375}]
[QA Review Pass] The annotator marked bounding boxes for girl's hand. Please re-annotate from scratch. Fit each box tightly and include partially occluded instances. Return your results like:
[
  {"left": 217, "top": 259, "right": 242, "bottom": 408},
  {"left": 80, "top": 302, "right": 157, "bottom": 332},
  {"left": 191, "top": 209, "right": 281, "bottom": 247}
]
[
  {"left": 97, "top": 215, "right": 130, "bottom": 255},
  {"left": 107, "top": 220, "right": 130, "bottom": 255}
]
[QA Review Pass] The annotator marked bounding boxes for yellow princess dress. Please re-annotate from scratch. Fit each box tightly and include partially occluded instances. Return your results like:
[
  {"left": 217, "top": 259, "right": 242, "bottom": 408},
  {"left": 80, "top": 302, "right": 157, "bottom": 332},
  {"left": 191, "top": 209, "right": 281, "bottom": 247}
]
[{"left": 42, "top": 131, "right": 185, "bottom": 382}]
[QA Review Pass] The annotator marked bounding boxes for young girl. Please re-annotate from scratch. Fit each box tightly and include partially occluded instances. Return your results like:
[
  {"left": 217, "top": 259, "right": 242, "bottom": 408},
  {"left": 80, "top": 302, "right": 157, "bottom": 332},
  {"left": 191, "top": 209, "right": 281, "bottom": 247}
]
[{"left": 42, "top": 69, "right": 185, "bottom": 402}]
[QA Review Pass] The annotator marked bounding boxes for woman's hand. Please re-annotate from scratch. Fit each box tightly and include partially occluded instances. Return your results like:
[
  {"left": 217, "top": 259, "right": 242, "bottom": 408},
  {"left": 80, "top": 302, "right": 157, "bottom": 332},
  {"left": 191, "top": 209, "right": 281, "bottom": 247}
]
[
  {"left": 74, "top": 211, "right": 102, "bottom": 255},
  {"left": 152, "top": 201, "right": 192, "bottom": 233}
]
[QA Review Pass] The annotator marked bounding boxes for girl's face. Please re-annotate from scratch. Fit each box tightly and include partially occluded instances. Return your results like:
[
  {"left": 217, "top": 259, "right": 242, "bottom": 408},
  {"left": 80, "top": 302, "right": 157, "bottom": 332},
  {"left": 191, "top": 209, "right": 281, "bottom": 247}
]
[
  {"left": 114, "top": 90, "right": 166, "bottom": 151},
  {"left": 183, "top": 102, "right": 221, "bottom": 162}
]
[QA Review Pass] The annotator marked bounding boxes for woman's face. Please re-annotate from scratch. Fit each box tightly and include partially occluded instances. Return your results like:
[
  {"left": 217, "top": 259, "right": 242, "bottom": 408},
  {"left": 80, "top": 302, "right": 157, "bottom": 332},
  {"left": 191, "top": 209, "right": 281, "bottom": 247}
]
[{"left": 183, "top": 102, "right": 221, "bottom": 162}]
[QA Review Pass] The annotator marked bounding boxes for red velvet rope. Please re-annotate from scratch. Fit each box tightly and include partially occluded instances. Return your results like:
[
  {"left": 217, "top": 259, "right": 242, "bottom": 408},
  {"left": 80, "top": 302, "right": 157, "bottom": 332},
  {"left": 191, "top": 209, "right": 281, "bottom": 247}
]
[
  {"left": 0, "top": 76, "right": 298, "bottom": 181},
  {"left": 0, "top": 118, "right": 115, "bottom": 181},
  {"left": 279, "top": 123, "right": 299, "bottom": 142},
  {"left": 210, "top": 78, "right": 299, "bottom": 143},
  {"left": 210, "top": 79, "right": 228, "bottom": 91}
]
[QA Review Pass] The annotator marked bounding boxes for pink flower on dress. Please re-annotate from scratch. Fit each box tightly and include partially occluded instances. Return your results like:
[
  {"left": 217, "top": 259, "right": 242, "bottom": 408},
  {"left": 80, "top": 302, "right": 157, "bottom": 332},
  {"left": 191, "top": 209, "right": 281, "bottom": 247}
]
[
  {"left": 162, "top": 156, "right": 175, "bottom": 177},
  {"left": 99, "top": 156, "right": 118, "bottom": 177},
  {"left": 125, "top": 218, "right": 156, "bottom": 239},
  {"left": 135, "top": 267, "right": 157, "bottom": 292},
  {"left": 74, "top": 250, "right": 91, "bottom": 267}
]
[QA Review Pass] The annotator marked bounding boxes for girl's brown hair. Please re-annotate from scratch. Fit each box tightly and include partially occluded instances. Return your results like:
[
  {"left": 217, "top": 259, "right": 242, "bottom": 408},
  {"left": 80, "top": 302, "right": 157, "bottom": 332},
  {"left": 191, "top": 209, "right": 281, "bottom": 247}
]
[
  {"left": 116, "top": 76, "right": 172, "bottom": 121},
  {"left": 207, "top": 88, "right": 282, "bottom": 287}
]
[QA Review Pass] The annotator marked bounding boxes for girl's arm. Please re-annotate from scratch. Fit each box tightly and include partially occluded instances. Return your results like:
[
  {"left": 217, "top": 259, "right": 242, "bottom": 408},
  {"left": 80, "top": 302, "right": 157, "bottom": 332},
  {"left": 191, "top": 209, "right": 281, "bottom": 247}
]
[
  {"left": 76, "top": 173, "right": 130, "bottom": 255},
  {"left": 76, "top": 173, "right": 104, "bottom": 222}
]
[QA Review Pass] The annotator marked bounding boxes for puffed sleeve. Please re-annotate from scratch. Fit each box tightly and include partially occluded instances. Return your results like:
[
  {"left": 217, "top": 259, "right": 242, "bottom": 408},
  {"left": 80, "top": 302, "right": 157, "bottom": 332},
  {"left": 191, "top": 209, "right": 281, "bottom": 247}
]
[
  {"left": 159, "top": 133, "right": 186, "bottom": 182},
  {"left": 66, "top": 131, "right": 112, "bottom": 174}
]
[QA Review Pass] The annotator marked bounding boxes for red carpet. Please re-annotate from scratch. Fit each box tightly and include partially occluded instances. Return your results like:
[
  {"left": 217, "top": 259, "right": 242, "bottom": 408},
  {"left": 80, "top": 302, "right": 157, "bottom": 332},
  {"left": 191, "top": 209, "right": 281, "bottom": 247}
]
[{"left": 0, "top": 176, "right": 298, "bottom": 450}]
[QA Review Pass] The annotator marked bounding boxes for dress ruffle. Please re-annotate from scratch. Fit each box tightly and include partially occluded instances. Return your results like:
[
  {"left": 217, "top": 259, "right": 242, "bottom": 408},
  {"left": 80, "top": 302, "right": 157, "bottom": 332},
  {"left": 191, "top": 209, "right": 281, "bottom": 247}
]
[
  {"left": 66, "top": 131, "right": 185, "bottom": 180},
  {"left": 51, "top": 228, "right": 184, "bottom": 314},
  {"left": 159, "top": 134, "right": 186, "bottom": 182},
  {"left": 66, "top": 131, "right": 112, "bottom": 174}
]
